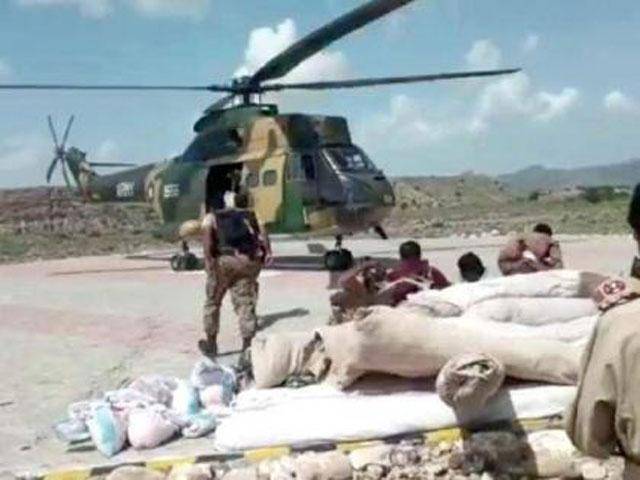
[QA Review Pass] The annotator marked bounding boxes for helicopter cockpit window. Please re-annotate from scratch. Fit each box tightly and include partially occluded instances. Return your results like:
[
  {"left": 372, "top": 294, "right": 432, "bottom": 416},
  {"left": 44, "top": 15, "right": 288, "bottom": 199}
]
[
  {"left": 324, "top": 147, "right": 375, "bottom": 172},
  {"left": 263, "top": 170, "right": 277, "bottom": 187}
]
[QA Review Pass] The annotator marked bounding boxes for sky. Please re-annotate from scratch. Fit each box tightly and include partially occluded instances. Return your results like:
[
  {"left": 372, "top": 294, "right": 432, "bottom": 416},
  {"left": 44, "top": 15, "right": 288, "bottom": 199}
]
[{"left": 1, "top": 0, "right": 640, "bottom": 187}]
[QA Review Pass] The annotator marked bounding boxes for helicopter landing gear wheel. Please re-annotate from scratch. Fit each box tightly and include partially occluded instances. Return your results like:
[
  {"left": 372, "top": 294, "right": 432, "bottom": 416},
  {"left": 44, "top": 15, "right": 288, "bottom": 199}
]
[
  {"left": 323, "top": 235, "right": 354, "bottom": 271},
  {"left": 170, "top": 252, "right": 199, "bottom": 271},
  {"left": 323, "top": 249, "right": 353, "bottom": 271},
  {"left": 170, "top": 241, "right": 200, "bottom": 272}
]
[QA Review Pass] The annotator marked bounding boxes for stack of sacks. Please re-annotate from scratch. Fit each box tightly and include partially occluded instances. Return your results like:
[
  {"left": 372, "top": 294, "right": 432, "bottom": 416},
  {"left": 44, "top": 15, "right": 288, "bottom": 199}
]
[
  {"left": 54, "top": 359, "right": 236, "bottom": 457},
  {"left": 316, "top": 306, "right": 583, "bottom": 389},
  {"left": 250, "top": 271, "right": 605, "bottom": 390},
  {"left": 404, "top": 270, "right": 602, "bottom": 317},
  {"left": 405, "top": 270, "right": 602, "bottom": 348}
]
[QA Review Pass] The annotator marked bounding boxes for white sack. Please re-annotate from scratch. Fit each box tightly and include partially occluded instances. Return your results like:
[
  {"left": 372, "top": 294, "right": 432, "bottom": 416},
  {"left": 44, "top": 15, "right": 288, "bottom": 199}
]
[
  {"left": 214, "top": 382, "right": 575, "bottom": 450},
  {"left": 465, "top": 297, "right": 598, "bottom": 326},
  {"left": 406, "top": 270, "right": 589, "bottom": 314},
  {"left": 128, "top": 406, "right": 180, "bottom": 449},
  {"left": 452, "top": 315, "right": 598, "bottom": 344}
]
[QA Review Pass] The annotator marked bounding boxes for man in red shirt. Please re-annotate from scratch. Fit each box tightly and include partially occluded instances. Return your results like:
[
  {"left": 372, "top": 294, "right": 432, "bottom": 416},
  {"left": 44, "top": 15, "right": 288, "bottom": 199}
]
[
  {"left": 386, "top": 240, "right": 450, "bottom": 305},
  {"left": 329, "top": 241, "right": 450, "bottom": 323}
]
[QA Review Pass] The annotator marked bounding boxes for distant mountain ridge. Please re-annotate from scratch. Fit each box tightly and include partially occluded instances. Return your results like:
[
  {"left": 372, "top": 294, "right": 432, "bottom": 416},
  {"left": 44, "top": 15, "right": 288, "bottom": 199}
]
[{"left": 497, "top": 158, "right": 640, "bottom": 192}]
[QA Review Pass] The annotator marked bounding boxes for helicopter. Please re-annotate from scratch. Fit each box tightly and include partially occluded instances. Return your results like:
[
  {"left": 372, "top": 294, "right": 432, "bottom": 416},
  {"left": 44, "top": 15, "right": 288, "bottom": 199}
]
[{"left": 1, "top": 0, "right": 519, "bottom": 271}]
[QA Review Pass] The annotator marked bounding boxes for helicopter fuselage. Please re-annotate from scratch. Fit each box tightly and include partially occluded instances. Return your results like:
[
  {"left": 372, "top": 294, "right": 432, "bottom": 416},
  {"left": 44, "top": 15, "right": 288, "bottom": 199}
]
[
  {"left": 68, "top": 104, "right": 395, "bottom": 240},
  {"left": 151, "top": 105, "right": 395, "bottom": 239}
]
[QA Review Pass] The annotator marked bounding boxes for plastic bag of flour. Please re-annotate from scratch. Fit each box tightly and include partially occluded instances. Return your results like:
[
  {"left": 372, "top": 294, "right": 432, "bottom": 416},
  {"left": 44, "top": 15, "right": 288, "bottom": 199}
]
[
  {"left": 86, "top": 403, "right": 127, "bottom": 457},
  {"left": 171, "top": 381, "right": 200, "bottom": 417},
  {"left": 190, "top": 359, "right": 237, "bottom": 405},
  {"left": 128, "top": 406, "right": 180, "bottom": 449},
  {"left": 182, "top": 411, "right": 217, "bottom": 439}
]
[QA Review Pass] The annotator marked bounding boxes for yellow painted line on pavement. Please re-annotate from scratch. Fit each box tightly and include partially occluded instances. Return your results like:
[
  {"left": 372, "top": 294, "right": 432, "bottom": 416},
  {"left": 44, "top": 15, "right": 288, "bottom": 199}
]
[
  {"left": 44, "top": 469, "right": 92, "bottom": 480},
  {"left": 146, "top": 456, "right": 197, "bottom": 473},
  {"left": 244, "top": 446, "right": 291, "bottom": 463}
]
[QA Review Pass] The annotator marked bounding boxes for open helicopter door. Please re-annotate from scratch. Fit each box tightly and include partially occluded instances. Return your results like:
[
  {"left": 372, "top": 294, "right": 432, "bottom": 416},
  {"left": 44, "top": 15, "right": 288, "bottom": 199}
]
[{"left": 244, "top": 154, "right": 285, "bottom": 229}]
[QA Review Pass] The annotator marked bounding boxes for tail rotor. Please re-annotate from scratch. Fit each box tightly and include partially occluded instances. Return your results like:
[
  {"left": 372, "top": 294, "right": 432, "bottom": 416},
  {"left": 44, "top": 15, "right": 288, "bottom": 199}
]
[{"left": 46, "top": 114, "right": 76, "bottom": 191}]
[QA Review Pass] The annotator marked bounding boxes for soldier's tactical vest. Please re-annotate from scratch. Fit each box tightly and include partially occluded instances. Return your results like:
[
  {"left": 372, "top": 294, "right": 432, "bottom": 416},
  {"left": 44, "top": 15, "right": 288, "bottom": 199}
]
[{"left": 215, "top": 208, "right": 260, "bottom": 257}]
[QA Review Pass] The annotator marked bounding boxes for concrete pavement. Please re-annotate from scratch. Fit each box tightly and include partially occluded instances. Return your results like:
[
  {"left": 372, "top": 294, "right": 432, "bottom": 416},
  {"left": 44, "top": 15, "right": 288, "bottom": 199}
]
[{"left": 0, "top": 234, "right": 635, "bottom": 474}]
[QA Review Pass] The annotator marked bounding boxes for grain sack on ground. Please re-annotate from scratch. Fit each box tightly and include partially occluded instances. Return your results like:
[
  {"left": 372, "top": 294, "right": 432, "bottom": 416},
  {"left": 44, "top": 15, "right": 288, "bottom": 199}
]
[{"left": 316, "top": 306, "right": 581, "bottom": 389}]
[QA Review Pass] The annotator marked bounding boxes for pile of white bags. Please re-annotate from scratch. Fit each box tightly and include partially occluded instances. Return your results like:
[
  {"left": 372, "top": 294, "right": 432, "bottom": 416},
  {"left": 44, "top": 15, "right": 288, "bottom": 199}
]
[{"left": 54, "top": 359, "right": 237, "bottom": 457}]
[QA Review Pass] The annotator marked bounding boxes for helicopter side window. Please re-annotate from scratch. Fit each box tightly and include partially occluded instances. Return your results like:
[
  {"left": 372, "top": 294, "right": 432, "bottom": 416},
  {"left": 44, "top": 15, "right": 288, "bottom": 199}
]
[
  {"left": 246, "top": 171, "right": 259, "bottom": 189},
  {"left": 263, "top": 170, "right": 278, "bottom": 187}
]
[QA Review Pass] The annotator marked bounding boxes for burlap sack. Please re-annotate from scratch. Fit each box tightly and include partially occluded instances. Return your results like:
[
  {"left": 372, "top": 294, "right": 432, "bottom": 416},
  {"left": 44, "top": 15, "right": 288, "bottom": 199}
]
[
  {"left": 317, "top": 306, "right": 581, "bottom": 389},
  {"left": 435, "top": 353, "right": 505, "bottom": 411},
  {"left": 251, "top": 331, "right": 329, "bottom": 389}
]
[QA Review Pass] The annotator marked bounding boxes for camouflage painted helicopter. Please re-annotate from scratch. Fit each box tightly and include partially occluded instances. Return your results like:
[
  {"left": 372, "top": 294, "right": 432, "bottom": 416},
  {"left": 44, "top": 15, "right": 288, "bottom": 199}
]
[{"left": 1, "top": 0, "right": 519, "bottom": 270}]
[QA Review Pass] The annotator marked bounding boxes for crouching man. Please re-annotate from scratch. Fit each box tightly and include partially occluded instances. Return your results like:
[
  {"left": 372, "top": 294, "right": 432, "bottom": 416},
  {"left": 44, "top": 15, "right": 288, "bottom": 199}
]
[
  {"left": 330, "top": 240, "right": 450, "bottom": 323},
  {"left": 498, "top": 223, "right": 563, "bottom": 276},
  {"left": 566, "top": 184, "right": 640, "bottom": 479}
]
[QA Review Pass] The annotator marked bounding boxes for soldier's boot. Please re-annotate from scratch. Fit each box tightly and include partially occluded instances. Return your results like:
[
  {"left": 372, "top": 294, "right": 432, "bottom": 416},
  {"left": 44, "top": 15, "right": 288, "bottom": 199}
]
[
  {"left": 198, "top": 335, "right": 218, "bottom": 359},
  {"left": 235, "top": 337, "right": 252, "bottom": 373}
]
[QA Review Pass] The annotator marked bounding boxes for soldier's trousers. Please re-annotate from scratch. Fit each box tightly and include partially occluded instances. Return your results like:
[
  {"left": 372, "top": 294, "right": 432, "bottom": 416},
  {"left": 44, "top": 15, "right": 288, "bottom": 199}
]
[{"left": 202, "top": 254, "right": 261, "bottom": 342}]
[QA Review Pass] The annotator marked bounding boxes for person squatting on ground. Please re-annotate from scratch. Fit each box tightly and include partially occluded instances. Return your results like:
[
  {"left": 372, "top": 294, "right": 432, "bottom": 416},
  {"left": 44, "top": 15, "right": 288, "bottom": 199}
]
[
  {"left": 199, "top": 192, "right": 271, "bottom": 358},
  {"left": 457, "top": 251, "right": 486, "bottom": 282},
  {"left": 330, "top": 240, "right": 450, "bottom": 323},
  {"left": 497, "top": 222, "right": 564, "bottom": 276},
  {"left": 566, "top": 184, "right": 640, "bottom": 479}
]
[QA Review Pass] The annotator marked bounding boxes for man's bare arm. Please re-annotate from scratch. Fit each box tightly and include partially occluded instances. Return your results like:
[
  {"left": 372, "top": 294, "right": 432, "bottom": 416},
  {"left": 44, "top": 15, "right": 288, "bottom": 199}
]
[{"left": 202, "top": 217, "right": 219, "bottom": 272}]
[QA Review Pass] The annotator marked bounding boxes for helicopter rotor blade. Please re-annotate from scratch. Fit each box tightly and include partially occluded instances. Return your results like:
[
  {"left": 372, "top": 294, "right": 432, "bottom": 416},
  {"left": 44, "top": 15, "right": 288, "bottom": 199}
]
[
  {"left": 261, "top": 68, "right": 522, "bottom": 91},
  {"left": 61, "top": 115, "right": 75, "bottom": 149},
  {"left": 47, "top": 115, "right": 60, "bottom": 150},
  {"left": 0, "top": 84, "right": 234, "bottom": 92},
  {"left": 205, "top": 93, "right": 237, "bottom": 113},
  {"left": 88, "top": 162, "right": 137, "bottom": 167},
  {"left": 60, "top": 158, "right": 73, "bottom": 191},
  {"left": 46, "top": 156, "right": 60, "bottom": 184},
  {"left": 249, "top": 0, "right": 415, "bottom": 85}
]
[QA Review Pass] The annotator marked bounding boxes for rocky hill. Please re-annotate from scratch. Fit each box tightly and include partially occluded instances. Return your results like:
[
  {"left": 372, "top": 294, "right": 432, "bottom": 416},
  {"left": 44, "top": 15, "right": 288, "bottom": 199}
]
[{"left": 498, "top": 158, "right": 640, "bottom": 192}]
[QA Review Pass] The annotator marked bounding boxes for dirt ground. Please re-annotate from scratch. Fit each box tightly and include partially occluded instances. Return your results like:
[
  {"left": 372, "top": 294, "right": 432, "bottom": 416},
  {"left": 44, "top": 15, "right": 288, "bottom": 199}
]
[{"left": 0, "top": 235, "right": 636, "bottom": 475}]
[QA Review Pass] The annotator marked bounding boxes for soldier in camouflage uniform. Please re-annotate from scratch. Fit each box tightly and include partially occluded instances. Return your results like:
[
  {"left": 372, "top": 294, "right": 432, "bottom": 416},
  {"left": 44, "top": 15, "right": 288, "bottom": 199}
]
[{"left": 199, "top": 192, "right": 271, "bottom": 358}]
